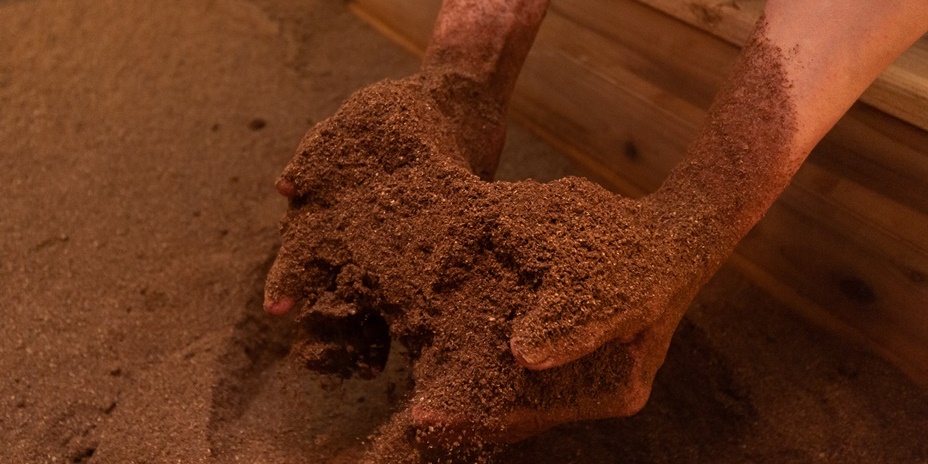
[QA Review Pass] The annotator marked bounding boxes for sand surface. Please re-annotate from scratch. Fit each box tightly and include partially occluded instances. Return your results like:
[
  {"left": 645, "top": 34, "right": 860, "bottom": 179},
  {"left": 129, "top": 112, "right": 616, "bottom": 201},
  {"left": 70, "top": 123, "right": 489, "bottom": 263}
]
[{"left": 2, "top": 1, "right": 926, "bottom": 463}]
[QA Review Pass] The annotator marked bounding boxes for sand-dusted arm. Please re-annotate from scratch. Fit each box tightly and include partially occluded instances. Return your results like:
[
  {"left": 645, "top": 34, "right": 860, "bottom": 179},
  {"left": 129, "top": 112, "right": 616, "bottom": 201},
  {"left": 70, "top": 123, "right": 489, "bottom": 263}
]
[
  {"left": 419, "top": 0, "right": 550, "bottom": 179},
  {"left": 263, "top": 0, "right": 928, "bottom": 451},
  {"left": 266, "top": 0, "right": 551, "bottom": 316},
  {"left": 510, "top": 0, "right": 928, "bottom": 370},
  {"left": 659, "top": 0, "right": 928, "bottom": 247},
  {"left": 423, "top": 0, "right": 549, "bottom": 106}
]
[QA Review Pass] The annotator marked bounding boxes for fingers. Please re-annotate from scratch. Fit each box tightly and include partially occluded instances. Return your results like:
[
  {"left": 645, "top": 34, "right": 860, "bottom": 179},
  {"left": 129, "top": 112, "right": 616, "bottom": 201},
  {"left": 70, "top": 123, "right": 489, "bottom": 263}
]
[
  {"left": 509, "top": 301, "right": 659, "bottom": 370},
  {"left": 275, "top": 177, "right": 297, "bottom": 198},
  {"left": 263, "top": 244, "right": 306, "bottom": 316},
  {"left": 263, "top": 205, "right": 339, "bottom": 317},
  {"left": 404, "top": 308, "right": 685, "bottom": 447},
  {"left": 266, "top": 238, "right": 392, "bottom": 378},
  {"left": 498, "top": 386, "right": 652, "bottom": 441},
  {"left": 266, "top": 167, "right": 304, "bottom": 313},
  {"left": 419, "top": 320, "right": 683, "bottom": 443},
  {"left": 408, "top": 333, "right": 657, "bottom": 443},
  {"left": 264, "top": 295, "right": 294, "bottom": 315},
  {"left": 409, "top": 356, "right": 654, "bottom": 444},
  {"left": 409, "top": 396, "right": 509, "bottom": 444},
  {"left": 510, "top": 322, "right": 607, "bottom": 370}
]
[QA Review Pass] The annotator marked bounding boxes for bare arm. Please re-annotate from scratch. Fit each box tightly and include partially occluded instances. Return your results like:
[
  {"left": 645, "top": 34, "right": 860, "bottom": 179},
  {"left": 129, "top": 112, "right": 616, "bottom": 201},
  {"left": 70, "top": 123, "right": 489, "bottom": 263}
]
[
  {"left": 657, "top": 0, "right": 928, "bottom": 248},
  {"left": 265, "top": 0, "right": 928, "bottom": 444},
  {"left": 511, "top": 0, "right": 928, "bottom": 380},
  {"left": 418, "top": 0, "right": 550, "bottom": 179},
  {"left": 769, "top": 0, "right": 928, "bottom": 163},
  {"left": 423, "top": 0, "right": 548, "bottom": 106}
]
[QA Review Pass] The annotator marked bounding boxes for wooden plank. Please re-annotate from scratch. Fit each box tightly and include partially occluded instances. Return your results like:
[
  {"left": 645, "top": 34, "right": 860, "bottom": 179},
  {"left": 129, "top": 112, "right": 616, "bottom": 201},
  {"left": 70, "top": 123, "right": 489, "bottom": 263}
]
[
  {"left": 632, "top": 0, "right": 763, "bottom": 44},
  {"left": 813, "top": 103, "right": 928, "bottom": 217},
  {"left": 348, "top": 0, "right": 436, "bottom": 56},
  {"left": 547, "top": 1, "right": 737, "bottom": 109},
  {"left": 860, "top": 45, "right": 928, "bottom": 148},
  {"left": 728, "top": 251, "right": 928, "bottom": 391},
  {"left": 794, "top": 163, "right": 928, "bottom": 255},
  {"left": 552, "top": 0, "right": 928, "bottom": 215},
  {"left": 515, "top": 9, "right": 707, "bottom": 193},
  {"left": 749, "top": 167, "right": 928, "bottom": 383},
  {"left": 636, "top": 0, "right": 928, "bottom": 132},
  {"left": 350, "top": 0, "right": 928, "bottom": 386}
]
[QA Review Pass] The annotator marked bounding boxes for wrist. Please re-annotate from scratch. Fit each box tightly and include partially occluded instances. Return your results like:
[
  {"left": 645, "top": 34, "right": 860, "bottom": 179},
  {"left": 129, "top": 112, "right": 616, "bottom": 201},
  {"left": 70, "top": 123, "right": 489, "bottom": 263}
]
[
  {"left": 422, "top": 0, "right": 548, "bottom": 106},
  {"left": 644, "top": 185, "right": 740, "bottom": 282},
  {"left": 414, "top": 71, "right": 508, "bottom": 179},
  {"left": 649, "top": 17, "right": 799, "bottom": 265}
]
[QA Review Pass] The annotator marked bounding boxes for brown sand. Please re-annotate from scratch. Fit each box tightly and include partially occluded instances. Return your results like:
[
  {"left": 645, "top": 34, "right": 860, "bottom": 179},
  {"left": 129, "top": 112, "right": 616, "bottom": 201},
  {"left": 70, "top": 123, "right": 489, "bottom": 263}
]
[
  {"left": 269, "top": 18, "right": 799, "bottom": 462},
  {"left": 2, "top": 1, "right": 927, "bottom": 463}
]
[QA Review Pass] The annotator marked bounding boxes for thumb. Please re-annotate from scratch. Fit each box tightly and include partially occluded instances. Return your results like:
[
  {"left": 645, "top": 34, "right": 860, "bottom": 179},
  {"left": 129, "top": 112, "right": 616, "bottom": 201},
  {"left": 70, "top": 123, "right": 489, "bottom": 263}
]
[
  {"left": 509, "top": 304, "right": 657, "bottom": 370},
  {"left": 263, "top": 243, "right": 306, "bottom": 315}
]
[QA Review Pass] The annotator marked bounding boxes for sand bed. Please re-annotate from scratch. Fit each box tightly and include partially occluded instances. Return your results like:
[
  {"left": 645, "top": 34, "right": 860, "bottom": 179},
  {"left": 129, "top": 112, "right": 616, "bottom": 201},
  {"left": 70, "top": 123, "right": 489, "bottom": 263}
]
[{"left": 2, "top": 1, "right": 926, "bottom": 462}]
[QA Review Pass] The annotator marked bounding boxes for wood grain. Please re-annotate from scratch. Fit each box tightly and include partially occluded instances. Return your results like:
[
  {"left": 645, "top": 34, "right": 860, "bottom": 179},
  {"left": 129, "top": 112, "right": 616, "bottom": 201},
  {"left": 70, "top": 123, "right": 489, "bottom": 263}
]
[{"left": 637, "top": 0, "right": 928, "bottom": 132}]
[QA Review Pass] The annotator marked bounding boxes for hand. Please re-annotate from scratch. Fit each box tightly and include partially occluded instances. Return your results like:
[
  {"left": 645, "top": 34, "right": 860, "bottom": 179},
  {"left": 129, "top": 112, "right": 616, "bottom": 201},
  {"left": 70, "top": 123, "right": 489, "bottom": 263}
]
[
  {"left": 261, "top": 70, "right": 715, "bottom": 447},
  {"left": 267, "top": 0, "right": 928, "bottom": 451},
  {"left": 408, "top": 186, "right": 719, "bottom": 442},
  {"left": 411, "top": 311, "right": 687, "bottom": 443},
  {"left": 263, "top": 71, "right": 506, "bottom": 379},
  {"left": 262, "top": 0, "right": 722, "bottom": 448}
]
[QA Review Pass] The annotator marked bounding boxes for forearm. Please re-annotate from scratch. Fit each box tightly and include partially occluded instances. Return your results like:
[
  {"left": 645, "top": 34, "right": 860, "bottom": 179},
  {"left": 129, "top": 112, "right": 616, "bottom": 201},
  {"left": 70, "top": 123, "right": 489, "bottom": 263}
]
[
  {"left": 418, "top": 0, "right": 549, "bottom": 179},
  {"left": 656, "top": 0, "right": 928, "bottom": 266},
  {"left": 422, "top": 0, "right": 549, "bottom": 107},
  {"left": 767, "top": 0, "right": 928, "bottom": 161}
]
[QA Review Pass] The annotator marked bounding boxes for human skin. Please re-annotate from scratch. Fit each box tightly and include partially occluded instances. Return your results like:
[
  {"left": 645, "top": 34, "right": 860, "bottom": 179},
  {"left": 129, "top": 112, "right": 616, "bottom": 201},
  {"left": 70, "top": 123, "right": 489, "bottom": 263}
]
[
  {"left": 501, "top": 0, "right": 928, "bottom": 436},
  {"left": 511, "top": 0, "right": 928, "bottom": 370},
  {"left": 265, "top": 0, "right": 928, "bottom": 440},
  {"left": 266, "top": 0, "right": 548, "bottom": 314}
]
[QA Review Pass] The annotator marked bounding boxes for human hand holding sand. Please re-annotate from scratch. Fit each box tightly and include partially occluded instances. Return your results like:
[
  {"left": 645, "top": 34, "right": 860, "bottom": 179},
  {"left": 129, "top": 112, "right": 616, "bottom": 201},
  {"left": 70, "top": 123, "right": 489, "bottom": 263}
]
[
  {"left": 509, "top": 0, "right": 928, "bottom": 372},
  {"left": 260, "top": 70, "right": 680, "bottom": 443},
  {"left": 263, "top": 0, "right": 928, "bottom": 459}
]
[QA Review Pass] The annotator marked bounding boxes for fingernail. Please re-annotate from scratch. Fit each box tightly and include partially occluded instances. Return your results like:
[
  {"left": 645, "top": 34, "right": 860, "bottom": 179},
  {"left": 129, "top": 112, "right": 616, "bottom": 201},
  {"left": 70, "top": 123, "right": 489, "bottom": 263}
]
[
  {"left": 275, "top": 178, "right": 296, "bottom": 198},
  {"left": 410, "top": 403, "right": 451, "bottom": 427},
  {"left": 264, "top": 296, "right": 294, "bottom": 315},
  {"left": 510, "top": 338, "right": 549, "bottom": 368}
]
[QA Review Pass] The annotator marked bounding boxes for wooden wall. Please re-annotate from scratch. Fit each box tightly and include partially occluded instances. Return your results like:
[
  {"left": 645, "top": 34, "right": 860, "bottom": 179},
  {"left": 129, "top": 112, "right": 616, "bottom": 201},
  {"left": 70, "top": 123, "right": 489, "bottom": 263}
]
[{"left": 350, "top": 0, "right": 928, "bottom": 387}]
